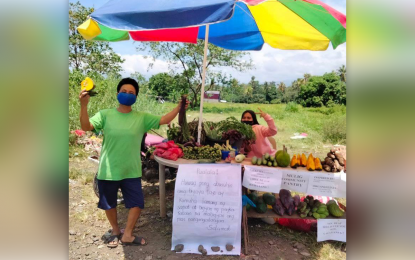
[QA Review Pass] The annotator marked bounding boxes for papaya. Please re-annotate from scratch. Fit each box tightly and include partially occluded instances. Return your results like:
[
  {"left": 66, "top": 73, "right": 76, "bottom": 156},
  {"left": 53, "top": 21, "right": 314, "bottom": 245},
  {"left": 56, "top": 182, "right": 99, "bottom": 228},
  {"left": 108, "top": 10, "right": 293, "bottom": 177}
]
[
  {"left": 263, "top": 193, "right": 276, "bottom": 205},
  {"left": 255, "top": 202, "right": 268, "bottom": 214},
  {"left": 290, "top": 155, "right": 298, "bottom": 168},
  {"left": 328, "top": 202, "right": 344, "bottom": 217},
  {"left": 276, "top": 145, "right": 290, "bottom": 167},
  {"left": 301, "top": 153, "right": 307, "bottom": 166},
  {"left": 314, "top": 157, "right": 323, "bottom": 171},
  {"left": 306, "top": 154, "right": 315, "bottom": 171}
]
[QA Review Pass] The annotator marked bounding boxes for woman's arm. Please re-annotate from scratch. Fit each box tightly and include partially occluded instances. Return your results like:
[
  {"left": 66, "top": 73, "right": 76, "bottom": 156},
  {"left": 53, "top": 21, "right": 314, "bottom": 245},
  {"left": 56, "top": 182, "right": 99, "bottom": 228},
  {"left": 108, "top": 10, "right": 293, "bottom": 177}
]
[
  {"left": 256, "top": 108, "right": 277, "bottom": 137},
  {"left": 79, "top": 90, "right": 94, "bottom": 131},
  {"left": 159, "top": 99, "right": 189, "bottom": 125},
  {"left": 260, "top": 114, "right": 277, "bottom": 137}
]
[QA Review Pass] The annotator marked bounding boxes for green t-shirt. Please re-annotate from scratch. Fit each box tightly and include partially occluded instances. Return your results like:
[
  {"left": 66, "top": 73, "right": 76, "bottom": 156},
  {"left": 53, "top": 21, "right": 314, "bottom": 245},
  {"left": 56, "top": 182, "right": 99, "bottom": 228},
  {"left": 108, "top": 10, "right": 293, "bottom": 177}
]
[{"left": 90, "top": 108, "right": 161, "bottom": 181}]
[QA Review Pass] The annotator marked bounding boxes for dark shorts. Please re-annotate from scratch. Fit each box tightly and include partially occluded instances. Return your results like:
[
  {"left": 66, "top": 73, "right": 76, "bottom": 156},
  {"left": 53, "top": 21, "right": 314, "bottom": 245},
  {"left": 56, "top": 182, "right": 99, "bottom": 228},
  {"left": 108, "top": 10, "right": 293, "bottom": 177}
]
[{"left": 97, "top": 178, "right": 144, "bottom": 210}]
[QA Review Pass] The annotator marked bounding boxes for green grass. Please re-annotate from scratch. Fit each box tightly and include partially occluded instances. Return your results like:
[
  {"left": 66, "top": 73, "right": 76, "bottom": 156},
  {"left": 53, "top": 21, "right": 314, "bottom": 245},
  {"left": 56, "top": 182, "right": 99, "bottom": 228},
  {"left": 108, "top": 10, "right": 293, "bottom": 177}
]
[
  {"left": 69, "top": 99, "right": 346, "bottom": 158},
  {"left": 155, "top": 102, "right": 346, "bottom": 158}
]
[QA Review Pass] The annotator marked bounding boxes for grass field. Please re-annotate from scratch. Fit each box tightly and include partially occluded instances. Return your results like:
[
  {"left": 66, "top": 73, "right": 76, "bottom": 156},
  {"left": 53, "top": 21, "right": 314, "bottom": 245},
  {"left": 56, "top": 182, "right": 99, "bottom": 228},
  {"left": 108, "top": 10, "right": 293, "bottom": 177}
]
[{"left": 152, "top": 102, "right": 346, "bottom": 159}]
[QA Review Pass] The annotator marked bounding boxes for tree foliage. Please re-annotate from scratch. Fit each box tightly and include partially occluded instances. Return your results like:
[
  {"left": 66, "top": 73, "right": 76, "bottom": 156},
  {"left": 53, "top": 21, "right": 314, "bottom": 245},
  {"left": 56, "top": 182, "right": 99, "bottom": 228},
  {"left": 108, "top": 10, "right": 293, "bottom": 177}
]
[
  {"left": 69, "top": 1, "right": 124, "bottom": 76},
  {"left": 137, "top": 41, "right": 253, "bottom": 107},
  {"left": 298, "top": 72, "right": 346, "bottom": 107}
]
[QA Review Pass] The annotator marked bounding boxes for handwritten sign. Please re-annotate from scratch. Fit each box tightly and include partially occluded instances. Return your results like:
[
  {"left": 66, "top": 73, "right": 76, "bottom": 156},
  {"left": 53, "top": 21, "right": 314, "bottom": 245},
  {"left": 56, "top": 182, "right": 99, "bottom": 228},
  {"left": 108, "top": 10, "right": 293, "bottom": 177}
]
[
  {"left": 317, "top": 219, "right": 346, "bottom": 242},
  {"left": 171, "top": 164, "right": 242, "bottom": 255},
  {"left": 306, "top": 172, "right": 342, "bottom": 197},
  {"left": 242, "top": 166, "right": 282, "bottom": 193},
  {"left": 281, "top": 171, "right": 309, "bottom": 193}
]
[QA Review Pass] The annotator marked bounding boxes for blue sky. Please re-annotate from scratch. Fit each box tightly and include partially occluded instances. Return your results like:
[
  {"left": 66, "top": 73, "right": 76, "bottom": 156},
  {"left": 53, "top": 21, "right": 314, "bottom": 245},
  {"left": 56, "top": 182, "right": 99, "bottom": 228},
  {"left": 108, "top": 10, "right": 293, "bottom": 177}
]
[{"left": 71, "top": 0, "right": 346, "bottom": 84}]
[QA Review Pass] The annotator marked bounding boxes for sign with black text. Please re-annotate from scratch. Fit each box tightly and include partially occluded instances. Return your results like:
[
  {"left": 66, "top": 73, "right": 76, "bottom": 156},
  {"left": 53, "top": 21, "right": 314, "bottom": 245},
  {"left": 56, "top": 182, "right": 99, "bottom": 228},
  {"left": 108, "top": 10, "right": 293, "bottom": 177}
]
[
  {"left": 171, "top": 164, "right": 241, "bottom": 255},
  {"left": 242, "top": 166, "right": 282, "bottom": 193},
  {"left": 306, "top": 172, "right": 342, "bottom": 197},
  {"left": 317, "top": 219, "right": 346, "bottom": 242},
  {"left": 281, "top": 170, "right": 309, "bottom": 193}
]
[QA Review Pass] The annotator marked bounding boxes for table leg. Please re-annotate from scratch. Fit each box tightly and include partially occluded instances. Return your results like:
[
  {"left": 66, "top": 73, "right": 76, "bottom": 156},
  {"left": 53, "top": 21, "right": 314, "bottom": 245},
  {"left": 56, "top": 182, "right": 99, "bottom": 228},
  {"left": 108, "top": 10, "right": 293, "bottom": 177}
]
[
  {"left": 243, "top": 206, "right": 248, "bottom": 255},
  {"left": 159, "top": 163, "right": 166, "bottom": 218}
]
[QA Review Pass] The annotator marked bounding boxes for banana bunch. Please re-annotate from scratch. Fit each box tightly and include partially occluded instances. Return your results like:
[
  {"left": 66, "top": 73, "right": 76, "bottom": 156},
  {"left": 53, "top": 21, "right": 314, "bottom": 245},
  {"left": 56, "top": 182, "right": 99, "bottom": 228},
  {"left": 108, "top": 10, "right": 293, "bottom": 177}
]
[{"left": 81, "top": 77, "right": 98, "bottom": 96}]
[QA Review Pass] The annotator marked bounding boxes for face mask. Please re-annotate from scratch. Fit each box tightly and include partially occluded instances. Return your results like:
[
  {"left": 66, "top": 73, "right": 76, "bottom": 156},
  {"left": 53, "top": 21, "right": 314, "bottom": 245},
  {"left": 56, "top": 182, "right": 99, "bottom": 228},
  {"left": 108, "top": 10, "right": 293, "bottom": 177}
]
[
  {"left": 117, "top": 92, "right": 137, "bottom": 106},
  {"left": 242, "top": 121, "right": 254, "bottom": 126}
]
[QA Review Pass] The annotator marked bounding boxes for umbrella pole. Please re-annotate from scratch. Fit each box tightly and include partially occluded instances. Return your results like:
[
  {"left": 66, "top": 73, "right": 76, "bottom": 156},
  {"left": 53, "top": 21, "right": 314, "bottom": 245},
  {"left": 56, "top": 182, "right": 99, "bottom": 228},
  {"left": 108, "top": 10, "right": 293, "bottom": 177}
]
[{"left": 197, "top": 24, "right": 209, "bottom": 144}]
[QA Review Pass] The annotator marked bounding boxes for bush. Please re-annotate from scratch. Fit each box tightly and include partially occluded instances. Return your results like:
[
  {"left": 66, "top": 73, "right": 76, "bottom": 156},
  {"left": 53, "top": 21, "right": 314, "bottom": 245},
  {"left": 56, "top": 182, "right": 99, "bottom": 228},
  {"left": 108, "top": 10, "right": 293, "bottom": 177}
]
[
  {"left": 270, "top": 99, "right": 282, "bottom": 104},
  {"left": 322, "top": 115, "right": 346, "bottom": 144},
  {"left": 285, "top": 102, "right": 299, "bottom": 113}
]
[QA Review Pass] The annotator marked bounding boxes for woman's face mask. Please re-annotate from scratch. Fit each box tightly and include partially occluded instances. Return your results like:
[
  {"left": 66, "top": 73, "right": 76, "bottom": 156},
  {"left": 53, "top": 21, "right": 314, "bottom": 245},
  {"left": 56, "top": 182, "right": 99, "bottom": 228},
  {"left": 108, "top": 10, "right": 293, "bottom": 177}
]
[
  {"left": 117, "top": 92, "right": 137, "bottom": 106},
  {"left": 242, "top": 120, "right": 254, "bottom": 126}
]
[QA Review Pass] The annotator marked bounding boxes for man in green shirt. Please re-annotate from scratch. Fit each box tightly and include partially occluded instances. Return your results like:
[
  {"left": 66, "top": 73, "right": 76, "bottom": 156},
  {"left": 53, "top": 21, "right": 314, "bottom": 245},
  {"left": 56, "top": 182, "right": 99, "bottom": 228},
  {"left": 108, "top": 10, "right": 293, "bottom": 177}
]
[{"left": 79, "top": 78, "right": 188, "bottom": 247}]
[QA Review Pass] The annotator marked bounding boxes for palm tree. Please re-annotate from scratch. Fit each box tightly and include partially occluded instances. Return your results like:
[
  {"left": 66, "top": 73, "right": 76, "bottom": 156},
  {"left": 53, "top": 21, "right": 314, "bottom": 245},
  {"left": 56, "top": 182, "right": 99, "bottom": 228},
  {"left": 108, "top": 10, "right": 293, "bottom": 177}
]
[
  {"left": 303, "top": 73, "right": 311, "bottom": 84},
  {"left": 337, "top": 65, "right": 346, "bottom": 82},
  {"left": 277, "top": 82, "right": 286, "bottom": 92}
]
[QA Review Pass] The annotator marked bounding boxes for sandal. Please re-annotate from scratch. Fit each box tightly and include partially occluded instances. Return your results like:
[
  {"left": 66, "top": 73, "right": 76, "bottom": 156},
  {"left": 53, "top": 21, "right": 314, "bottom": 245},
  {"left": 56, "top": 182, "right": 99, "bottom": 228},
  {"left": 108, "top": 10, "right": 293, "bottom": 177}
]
[
  {"left": 107, "top": 234, "right": 121, "bottom": 248},
  {"left": 121, "top": 236, "right": 147, "bottom": 246}
]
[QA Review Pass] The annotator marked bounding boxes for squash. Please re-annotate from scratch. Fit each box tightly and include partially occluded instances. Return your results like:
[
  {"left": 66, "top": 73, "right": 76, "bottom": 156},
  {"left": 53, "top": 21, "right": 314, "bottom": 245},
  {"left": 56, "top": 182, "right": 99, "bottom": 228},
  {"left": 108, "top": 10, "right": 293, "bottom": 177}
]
[
  {"left": 290, "top": 155, "right": 298, "bottom": 168},
  {"left": 81, "top": 77, "right": 94, "bottom": 91},
  {"left": 314, "top": 157, "right": 323, "bottom": 171},
  {"left": 301, "top": 153, "right": 307, "bottom": 167},
  {"left": 306, "top": 154, "right": 315, "bottom": 171},
  {"left": 297, "top": 154, "right": 302, "bottom": 166}
]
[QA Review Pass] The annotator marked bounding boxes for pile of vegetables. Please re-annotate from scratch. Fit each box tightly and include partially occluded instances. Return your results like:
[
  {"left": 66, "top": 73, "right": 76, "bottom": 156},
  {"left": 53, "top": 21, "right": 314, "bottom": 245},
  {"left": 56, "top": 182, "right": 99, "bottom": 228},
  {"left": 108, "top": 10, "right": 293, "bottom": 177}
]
[
  {"left": 153, "top": 141, "right": 183, "bottom": 161},
  {"left": 204, "top": 121, "right": 221, "bottom": 140},
  {"left": 299, "top": 195, "right": 344, "bottom": 219},
  {"left": 322, "top": 148, "right": 346, "bottom": 172},
  {"left": 272, "top": 189, "right": 301, "bottom": 216},
  {"left": 182, "top": 145, "right": 222, "bottom": 161},
  {"left": 246, "top": 192, "right": 276, "bottom": 214},
  {"left": 216, "top": 117, "right": 255, "bottom": 142},
  {"left": 167, "top": 95, "right": 206, "bottom": 144},
  {"left": 290, "top": 153, "right": 323, "bottom": 171}
]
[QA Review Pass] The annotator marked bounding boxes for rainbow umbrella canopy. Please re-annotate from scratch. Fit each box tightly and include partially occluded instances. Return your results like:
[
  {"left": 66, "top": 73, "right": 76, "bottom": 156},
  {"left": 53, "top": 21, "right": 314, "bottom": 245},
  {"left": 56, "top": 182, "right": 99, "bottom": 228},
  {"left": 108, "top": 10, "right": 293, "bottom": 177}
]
[{"left": 78, "top": 0, "right": 346, "bottom": 141}]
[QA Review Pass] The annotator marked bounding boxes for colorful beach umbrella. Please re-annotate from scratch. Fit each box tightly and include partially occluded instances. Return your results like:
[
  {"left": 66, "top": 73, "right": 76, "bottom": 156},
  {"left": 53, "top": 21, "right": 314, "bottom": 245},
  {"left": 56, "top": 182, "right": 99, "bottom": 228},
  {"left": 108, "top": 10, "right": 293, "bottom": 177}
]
[{"left": 78, "top": 0, "right": 346, "bottom": 141}]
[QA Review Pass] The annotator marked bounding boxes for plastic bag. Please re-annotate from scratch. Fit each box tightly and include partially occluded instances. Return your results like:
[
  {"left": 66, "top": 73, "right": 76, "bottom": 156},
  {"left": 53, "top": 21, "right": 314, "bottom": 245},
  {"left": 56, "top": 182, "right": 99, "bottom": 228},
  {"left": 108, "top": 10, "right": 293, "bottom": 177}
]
[{"left": 278, "top": 218, "right": 317, "bottom": 232}]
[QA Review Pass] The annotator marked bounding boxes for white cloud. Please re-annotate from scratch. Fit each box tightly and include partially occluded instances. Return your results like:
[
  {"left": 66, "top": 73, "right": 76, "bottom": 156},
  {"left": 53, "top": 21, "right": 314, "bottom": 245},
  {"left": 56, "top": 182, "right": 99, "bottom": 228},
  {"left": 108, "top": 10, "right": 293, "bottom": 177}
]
[
  {"left": 119, "top": 54, "right": 171, "bottom": 78},
  {"left": 213, "top": 43, "right": 346, "bottom": 85}
]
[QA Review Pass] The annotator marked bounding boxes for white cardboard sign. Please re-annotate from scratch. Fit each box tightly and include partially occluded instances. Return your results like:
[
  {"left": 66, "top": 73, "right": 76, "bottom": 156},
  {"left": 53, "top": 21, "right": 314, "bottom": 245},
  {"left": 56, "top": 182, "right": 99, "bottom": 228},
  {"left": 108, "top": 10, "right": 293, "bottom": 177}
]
[
  {"left": 306, "top": 172, "right": 342, "bottom": 197},
  {"left": 281, "top": 170, "right": 309, "bottom": 193},
  {"left": 171, "top": 164, "right": 242, "bottom": 255},
  {"left": 242, "top": 166, "right": 282, "bottom": 193},
  {"left": 317, "top": 219, "right": 346, "bottom": 242}
]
